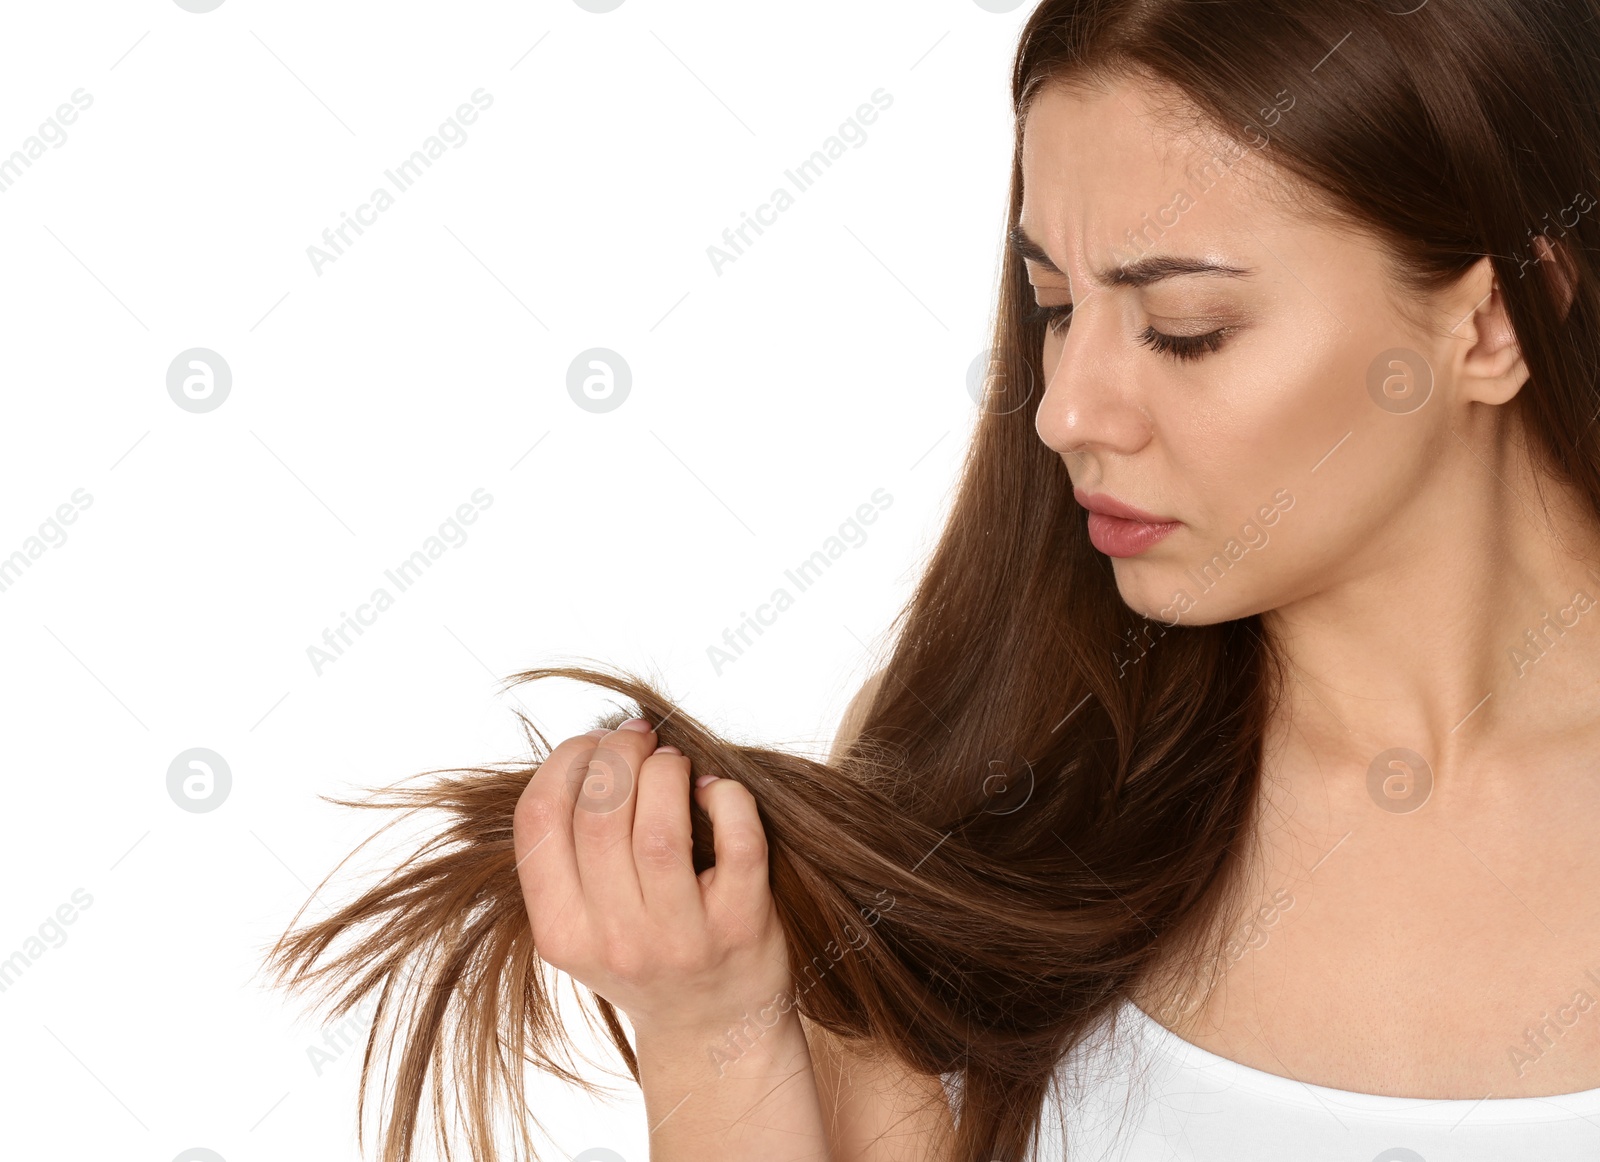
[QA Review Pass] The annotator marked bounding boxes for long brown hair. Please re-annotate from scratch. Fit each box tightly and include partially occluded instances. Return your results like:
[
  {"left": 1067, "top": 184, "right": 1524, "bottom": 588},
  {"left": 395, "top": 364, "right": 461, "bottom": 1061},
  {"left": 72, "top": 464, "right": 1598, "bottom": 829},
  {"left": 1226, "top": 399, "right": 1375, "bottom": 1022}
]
[{"left": 266, "top": 2, "right": 1600, "bottom": 1158}]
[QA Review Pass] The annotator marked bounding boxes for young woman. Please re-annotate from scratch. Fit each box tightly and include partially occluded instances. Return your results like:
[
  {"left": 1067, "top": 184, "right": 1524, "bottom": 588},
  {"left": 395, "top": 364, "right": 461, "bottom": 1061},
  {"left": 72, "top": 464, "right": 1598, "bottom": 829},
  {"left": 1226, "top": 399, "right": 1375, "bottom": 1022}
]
[{"left": 270, "top": 2, "right": 1600, "bottom": 1159}]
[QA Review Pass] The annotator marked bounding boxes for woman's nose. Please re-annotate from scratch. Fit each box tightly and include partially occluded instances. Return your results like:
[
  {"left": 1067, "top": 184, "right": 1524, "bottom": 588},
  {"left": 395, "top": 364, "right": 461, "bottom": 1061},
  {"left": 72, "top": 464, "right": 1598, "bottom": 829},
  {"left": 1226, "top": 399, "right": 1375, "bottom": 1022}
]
[{"left": 1033, "top": 312, "right": 1153, "bottom": 458}]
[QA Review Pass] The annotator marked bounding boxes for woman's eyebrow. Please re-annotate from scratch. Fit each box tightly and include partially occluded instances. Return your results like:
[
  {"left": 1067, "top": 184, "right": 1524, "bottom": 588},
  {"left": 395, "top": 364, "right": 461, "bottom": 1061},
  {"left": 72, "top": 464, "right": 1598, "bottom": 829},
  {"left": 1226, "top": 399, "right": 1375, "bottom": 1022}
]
[{"left": 1008, "top": 224, "right": 1254, "bottom": 288}]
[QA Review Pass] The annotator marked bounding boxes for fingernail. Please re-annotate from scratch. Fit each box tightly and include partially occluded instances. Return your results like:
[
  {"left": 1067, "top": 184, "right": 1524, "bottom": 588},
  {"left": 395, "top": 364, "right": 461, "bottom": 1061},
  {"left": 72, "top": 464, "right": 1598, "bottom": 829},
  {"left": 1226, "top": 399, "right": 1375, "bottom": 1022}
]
[
  {"left": 618, "top": 717, "right": 653, "bottom": 733},
  {"left": 653, "top": 744, "right": 683, "bottom": 756},
  {"left": 695, "top": 773, "right": 720, "bottom": 788}
]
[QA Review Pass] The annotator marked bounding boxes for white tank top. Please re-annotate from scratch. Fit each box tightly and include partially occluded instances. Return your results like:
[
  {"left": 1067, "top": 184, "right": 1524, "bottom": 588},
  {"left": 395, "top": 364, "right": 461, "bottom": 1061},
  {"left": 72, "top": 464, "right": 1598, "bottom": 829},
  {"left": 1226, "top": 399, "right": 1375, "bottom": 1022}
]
[{"left": 943, "top": 998, "right": 1600, "bottom": 1160}]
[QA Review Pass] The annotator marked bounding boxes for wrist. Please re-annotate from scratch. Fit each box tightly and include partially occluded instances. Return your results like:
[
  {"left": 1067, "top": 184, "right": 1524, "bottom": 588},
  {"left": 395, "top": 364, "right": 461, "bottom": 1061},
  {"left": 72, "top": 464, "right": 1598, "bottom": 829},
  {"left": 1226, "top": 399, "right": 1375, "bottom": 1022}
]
[{"left": 633, "top": 994, "right": 810, "bottom": 1081}]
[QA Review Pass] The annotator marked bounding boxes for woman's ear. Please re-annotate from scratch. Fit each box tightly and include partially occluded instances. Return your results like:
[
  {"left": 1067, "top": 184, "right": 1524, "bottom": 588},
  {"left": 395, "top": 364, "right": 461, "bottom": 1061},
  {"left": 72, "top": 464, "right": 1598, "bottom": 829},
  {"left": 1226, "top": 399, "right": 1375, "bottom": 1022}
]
[
  {"left": 1447, "top": 258, "right": 1529, "bottom": 406},
  {"left": 1443, "top": 239, "right": 1578, "bottom": 408}
]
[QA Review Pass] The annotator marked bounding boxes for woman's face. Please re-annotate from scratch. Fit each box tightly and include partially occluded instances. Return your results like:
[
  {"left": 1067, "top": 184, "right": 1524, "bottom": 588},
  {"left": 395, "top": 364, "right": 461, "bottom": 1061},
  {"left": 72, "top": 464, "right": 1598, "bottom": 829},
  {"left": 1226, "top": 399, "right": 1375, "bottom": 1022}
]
[{"left": 1019, "top": 75, "right": 1520, "bottom": 626}]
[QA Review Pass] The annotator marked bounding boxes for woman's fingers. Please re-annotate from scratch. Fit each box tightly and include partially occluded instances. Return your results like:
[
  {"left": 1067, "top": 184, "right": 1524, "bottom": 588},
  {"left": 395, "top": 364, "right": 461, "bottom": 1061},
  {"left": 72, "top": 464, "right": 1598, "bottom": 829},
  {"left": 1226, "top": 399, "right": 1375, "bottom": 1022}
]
[
  {"left": 693, "top": 776, "right": 773, "bottom": 934},
  {"left": 570, "top": 720, "right": 657, "bottom": 941},
  {"left": 512, "top": 729, "right": 608, "bottom": 949},
  {"left": 515, "top": 720, "right": 792, "bottom": 1034},
  {"left": 632, "top": 747, "right": 704, "bottom": 922}
]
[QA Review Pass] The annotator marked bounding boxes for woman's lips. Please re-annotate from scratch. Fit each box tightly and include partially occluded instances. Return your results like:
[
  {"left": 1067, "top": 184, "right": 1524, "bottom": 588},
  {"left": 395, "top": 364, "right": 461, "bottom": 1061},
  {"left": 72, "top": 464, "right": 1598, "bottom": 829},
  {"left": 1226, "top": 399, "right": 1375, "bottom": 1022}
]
[
  {"left": 1072, "top": 487, "right": 1180, "bottom": 557},
  {"left": 1084, "top": 512, "right": 1180, "bottom": 557}
]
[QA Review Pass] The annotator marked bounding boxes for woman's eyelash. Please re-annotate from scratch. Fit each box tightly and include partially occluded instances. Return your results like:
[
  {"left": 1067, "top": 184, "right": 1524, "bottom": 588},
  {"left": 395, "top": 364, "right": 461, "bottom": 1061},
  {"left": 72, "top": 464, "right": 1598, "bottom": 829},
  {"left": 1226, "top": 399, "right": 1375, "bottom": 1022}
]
[
  {"left": 1136, "top": 324, "right": 1233, "bottom": 363},
  {"left": 1024, "top": 301, "right": 1233, "bottom": 363}
]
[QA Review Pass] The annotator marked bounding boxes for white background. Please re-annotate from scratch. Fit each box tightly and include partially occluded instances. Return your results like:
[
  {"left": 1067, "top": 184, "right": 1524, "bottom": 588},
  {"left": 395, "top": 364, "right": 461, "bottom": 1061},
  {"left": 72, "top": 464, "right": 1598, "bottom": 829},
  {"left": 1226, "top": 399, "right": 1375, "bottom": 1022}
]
[{"left": 0, "top": 1, "right": 1031, "bottom": 1158}]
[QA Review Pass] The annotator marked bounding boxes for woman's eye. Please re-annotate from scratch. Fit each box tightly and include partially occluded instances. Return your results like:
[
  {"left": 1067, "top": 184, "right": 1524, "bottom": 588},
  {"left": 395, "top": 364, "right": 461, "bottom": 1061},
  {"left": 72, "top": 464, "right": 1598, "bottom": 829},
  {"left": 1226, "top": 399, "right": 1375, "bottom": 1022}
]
[
  {"left": 1136, "top": 324, "right": 1233, "bottom": 363},
  {"left": 1027, "top": 300, "right": 1233, "bottom": 363},
  {"left": 1025, "top": 301, "right": 1074, "bottom": 335}
]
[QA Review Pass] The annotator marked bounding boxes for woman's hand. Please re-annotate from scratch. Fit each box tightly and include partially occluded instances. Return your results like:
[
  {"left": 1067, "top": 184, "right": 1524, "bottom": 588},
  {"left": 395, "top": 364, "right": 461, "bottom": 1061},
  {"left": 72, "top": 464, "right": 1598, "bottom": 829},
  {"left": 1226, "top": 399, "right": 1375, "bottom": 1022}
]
[{"left": 512, "top": 718, "right": 793, "bottom": 1045}]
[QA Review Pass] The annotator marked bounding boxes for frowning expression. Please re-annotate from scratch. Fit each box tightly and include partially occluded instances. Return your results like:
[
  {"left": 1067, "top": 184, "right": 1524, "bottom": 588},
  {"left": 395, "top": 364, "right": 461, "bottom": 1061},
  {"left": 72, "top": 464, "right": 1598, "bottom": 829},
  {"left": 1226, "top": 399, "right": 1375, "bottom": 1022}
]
[{"left": 1018, "top": 73, "right": 1499, "bottom": 625}]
